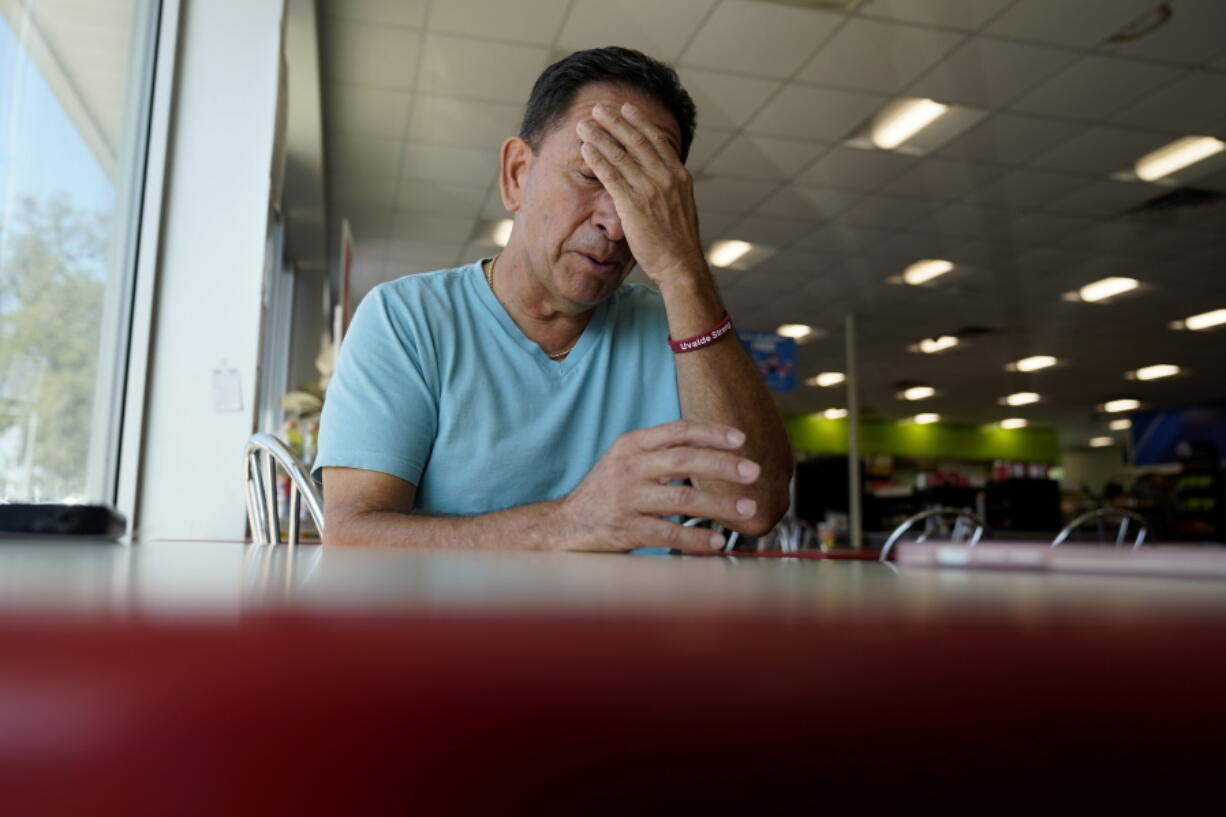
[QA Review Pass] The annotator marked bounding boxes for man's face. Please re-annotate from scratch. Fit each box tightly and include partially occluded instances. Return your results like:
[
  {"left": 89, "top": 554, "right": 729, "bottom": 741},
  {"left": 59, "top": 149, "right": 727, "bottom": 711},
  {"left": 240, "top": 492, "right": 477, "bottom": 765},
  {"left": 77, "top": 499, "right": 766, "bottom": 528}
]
[{"left": 503, "top": 82, "right": 683, "bottom": 311}]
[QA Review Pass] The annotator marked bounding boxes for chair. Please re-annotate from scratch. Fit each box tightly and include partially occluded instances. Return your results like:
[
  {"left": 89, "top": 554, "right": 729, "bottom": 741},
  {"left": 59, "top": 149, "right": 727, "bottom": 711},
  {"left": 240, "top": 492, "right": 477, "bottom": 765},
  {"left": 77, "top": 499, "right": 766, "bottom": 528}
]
[
  {"left": 244, "top": 432, "right": 325, "bottom": 545},
  {"left": 1051, "top": 508, "right": 1147, "bottom": 550},
  {"left": 879, "top": 507, "right": 986, "bottom": 562}
]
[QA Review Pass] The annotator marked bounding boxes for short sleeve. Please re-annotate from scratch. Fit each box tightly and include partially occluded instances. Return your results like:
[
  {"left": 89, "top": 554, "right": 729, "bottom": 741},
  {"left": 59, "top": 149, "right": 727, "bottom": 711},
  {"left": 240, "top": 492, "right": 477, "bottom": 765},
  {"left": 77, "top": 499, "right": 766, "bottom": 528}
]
[{"left": 312, "top": 286, "right": 438, "bottom": 486}]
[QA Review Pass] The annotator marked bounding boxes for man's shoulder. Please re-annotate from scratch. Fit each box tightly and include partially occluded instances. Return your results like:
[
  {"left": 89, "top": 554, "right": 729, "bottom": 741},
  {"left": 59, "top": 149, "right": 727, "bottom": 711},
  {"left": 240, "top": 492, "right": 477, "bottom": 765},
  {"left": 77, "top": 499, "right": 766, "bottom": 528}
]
[{"left": 370, "top": 261, "right": 481, "bottom": 306}]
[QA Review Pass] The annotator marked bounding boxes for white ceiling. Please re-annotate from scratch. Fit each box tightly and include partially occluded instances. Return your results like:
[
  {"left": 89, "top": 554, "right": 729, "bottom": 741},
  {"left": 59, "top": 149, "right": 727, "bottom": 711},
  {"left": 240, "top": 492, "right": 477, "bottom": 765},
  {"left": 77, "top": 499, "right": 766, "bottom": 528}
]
[{"left": 317, "top": 0, "right": 1226, "bottom": 441}]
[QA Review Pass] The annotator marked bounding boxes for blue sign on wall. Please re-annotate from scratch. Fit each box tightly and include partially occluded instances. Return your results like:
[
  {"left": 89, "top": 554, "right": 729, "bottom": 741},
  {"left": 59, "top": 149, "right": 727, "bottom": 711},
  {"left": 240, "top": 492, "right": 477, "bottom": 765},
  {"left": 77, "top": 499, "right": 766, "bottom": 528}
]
[
  {"left": 1133, "top": 403, "right": 1226, "bottom": 466},
  {"left": 738, "top": 330, "right": 796, "bottom": 392}
]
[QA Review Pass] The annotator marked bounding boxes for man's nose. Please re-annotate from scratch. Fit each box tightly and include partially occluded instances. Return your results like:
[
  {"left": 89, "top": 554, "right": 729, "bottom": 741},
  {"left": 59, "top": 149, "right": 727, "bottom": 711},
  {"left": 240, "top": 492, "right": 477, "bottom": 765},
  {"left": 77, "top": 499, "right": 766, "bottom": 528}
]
[{"left": 591, "top": 190, "right": 624, "bottom": 242}]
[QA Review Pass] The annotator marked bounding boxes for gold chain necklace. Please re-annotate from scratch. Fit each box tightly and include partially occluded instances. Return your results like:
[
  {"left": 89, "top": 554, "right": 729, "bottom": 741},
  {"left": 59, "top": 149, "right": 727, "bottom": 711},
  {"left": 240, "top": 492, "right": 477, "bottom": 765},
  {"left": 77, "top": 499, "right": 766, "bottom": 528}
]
[{"left": 485, "top": 254, "right": 577, "bottom": 361}]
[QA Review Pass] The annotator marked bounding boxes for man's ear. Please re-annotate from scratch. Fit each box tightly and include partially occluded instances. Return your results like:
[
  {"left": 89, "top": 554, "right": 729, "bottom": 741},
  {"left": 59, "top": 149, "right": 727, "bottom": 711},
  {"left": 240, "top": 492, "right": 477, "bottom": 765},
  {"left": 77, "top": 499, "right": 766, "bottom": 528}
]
[{"left": 500, "top": 136, "right": 532, "bottom": 213}]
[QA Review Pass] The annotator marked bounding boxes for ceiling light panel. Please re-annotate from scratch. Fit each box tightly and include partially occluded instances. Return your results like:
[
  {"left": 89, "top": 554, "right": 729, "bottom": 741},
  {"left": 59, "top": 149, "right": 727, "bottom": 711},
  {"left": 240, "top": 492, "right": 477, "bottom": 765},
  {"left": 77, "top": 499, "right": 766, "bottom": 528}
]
[
  {"left": 1133, "top": 364, "right": 1180, "bottom": 381},
  {"left": 1003, "top": 392, "right": 1040, "bottom": 406},
  {"left": 901, "top": 386, "right": 935, "bottom": 401},
  {"left": 776, "top": 324, "right": 814, "bottom": 339},
  {"left": 1108, "top": 419, "right": 1132, "bottom": 431},
  {"left": 808, "top": 372, "right": 845, "bottom": 387},
  {"left": 824, "top": 408, "right": 848, "bottom": 419},
  {"left": 1078, "top": 276, "right": 1138, "bottom": 303},
  {"left": 1103, "top": 399, "right": 1140, "bottom": 413},
  {"left": 1183, "top": 309, "right": 1226, "bottom": 331},
  {"left": 708, "top": 239, "right": 752, "bottom": 267},
  {"left": 1011, "top": 355, "right": 1057, "bottom": 372},
  {"left": 1000, "top": 418, "right": 1028, "bottom": 430},
  {"left": 916, "top": 335, "right": 959, "bottom": 354},
  {"left": 902, "top": 259, "right": 954, "bottom": 286},
  {"left": 913, "top": 413, "right": 940, "bottom": 424},
  {"left": 1134, "top": 136, "right": 1226, "bottom": 182},
  {"left": 870, "top": 98, "right": 949, "bottom": 150}
]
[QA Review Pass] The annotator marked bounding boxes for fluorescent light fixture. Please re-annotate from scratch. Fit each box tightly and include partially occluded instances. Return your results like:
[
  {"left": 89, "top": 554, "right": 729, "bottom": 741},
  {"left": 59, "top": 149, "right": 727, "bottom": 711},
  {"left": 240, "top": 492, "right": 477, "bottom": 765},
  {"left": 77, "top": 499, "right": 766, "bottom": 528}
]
[
  {"left": 823, "top": 408, "right": 848, "bottom": 420},
  {"left": 900, "top": 386, "right": 935, "bottom": 401},
  {"left": 1184, "top": 309, "right": 1226, "bottom": 331},
  {"left": 807, "top": 372, "right": 845, "bottom": 387},
  {"left": 776, "top": 324, "right": 813, "bottom": 340},
  {"left": 1078, "top": 276, "right": 1138, "bottom": 303},
  {"left": 1011, "top": 355, "right": 1057, "bottom": 372},
  {"left": 1134, "top": 136, "right": 1226, "bottom": 182},
  {"left": 1103, "top": 398, "right": 1140, "bottom": 413},
  {"left": 1003, "top": 392, "right": 1040, "bottom": 407},
  {"left": 917, "top": 335, "right": 959, "bottom": 354},
  {"left": 1000, "top": 418, "right": 1028, "bottom": 430},
  {"left": 913, "top": 413, "right": 940, "bottom": 425},
  {"left": 708, "top": 239, "right": 752, "bottom": 268},
  {"left": 1109, "top": 419, "right": 1132, "bottom": 431},
  {"left": 493, "top": 219, "right": 513, "bottom": 247},
  {"left": 1090, "top": 437, "right": 1115, "bottom": 448},
  {"left": 902, "top": 259, "right": 954, "bottom": 286},
  {"left": 1133, "top": 363, "right": 1180, "bottom": 381},
  {"left": 870, "top": 98, "right": 949, "bottom": 151}
]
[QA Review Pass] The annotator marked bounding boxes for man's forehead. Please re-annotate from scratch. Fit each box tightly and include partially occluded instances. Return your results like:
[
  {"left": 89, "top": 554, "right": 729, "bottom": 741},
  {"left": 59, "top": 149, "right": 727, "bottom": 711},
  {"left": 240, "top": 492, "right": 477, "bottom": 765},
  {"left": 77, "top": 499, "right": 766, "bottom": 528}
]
[{"left": 558, "top": 84, "right": 682, "bottom": 155}]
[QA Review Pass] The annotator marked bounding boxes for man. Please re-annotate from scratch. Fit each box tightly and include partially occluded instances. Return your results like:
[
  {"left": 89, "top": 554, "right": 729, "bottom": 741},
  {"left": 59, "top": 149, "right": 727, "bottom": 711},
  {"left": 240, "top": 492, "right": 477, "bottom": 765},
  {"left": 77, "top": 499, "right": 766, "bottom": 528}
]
[{"left": 316, "top": 47, "right": 792, "bottom": 552}]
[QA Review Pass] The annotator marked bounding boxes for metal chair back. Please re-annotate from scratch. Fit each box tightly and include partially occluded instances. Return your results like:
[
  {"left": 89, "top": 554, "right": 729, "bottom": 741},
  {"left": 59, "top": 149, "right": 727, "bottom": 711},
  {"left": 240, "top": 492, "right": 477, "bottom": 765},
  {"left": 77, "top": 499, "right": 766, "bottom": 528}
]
[
  {"left": 244, "top": 432, "right": 324, "bottom": 545},
  {"left": 1051, "top": 508, "right": 1147, "bottom": 550},
  {"left": 880, "top": 507, "right": 986, "bottom": 562}
]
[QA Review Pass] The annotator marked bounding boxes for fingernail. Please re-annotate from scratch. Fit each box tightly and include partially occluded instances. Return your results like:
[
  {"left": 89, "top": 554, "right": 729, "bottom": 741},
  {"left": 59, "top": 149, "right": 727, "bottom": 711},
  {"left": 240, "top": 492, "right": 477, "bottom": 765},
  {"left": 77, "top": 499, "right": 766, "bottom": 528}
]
[
  {"left": 709, "top": 533, "right": 725, "bottom": 549},
  {"left": 623, "top": 102, "right": 638, "bottom": 113},
  {"left": 736, "top": 498, "right": 756, "bottom": 517},
  {"left": 577, "top": 120, "right": 591, "bottom": 133},
  {"left": 593, "top": 103, "right": 609, "bottom": 116},
  {"left": 726, "top": 429, "right": 746, "bottom": 446},
  {"left": 737, "top": 460, "right": 760, "bottom": 480}
]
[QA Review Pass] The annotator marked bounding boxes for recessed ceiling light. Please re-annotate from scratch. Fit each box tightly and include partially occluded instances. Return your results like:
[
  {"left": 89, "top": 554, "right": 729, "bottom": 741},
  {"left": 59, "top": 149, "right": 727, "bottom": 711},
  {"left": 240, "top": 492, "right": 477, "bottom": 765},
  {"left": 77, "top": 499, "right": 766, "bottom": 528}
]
[
  {"left": 870, "top": 98, "right": 949, "bottom": 151},
  {"left": 776, "top": 323, "right": 813, "bottom": 339},
  {"left": 913, "top": 412, "right": 940, "bottom": 425},
  {"left": 900, "top": 386, "right": 935, "bottom": 401},
  {"left": 1078, "top": 277, "right": 1138, "bottom": 303},
  {"left": 1103, "top": 398, "right": 1140, "bottom": 413},
  {"left": 1089, "top": 436, "right": 1116, "bottom": 448},
  {"left": 708, "top": 239, "right": 752, "bottom": 268},
  {"left": 1134, "top": 136, "right": 1226, "bottom": 182},
  {"left": 1002, "top": 392, "right": 1040, "bottom": 407},
  {"left": 1182, "top": 308, "right": 1226, "bottom": 331},
  {"left": 902, "top": 259, "right": 954, "bottom": 286},
  {"left": 1109, "top": 418, "right": 1132, "bottom": 431},
  {"left": 823, "top": 408, "right": 848, "bottom": 420},
  {"left": 1132, "top": 363, "right": 1180, "bottom": 381},
  {"left": 915, "top": 335, "right": 959, "bottom": 354},
  {"left": 1010, "top": 355, "right": 1057, "bottom": 372},
  {"left": 493, "top": 219, "right": 513, "bottom": 247},
  {"left": 807, "top": 371, "right": 845, "bottom": 387},
  {"left": 1000, "top": 418, "right": 1028, "bottom": 430}
]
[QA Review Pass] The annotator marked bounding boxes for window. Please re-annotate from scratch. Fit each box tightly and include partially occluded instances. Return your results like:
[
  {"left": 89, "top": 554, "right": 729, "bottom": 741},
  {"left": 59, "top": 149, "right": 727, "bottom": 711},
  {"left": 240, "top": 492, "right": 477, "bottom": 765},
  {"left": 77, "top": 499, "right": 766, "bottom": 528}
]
[{"left": 0, "top": 1, "right": 161, "bottom": 502}]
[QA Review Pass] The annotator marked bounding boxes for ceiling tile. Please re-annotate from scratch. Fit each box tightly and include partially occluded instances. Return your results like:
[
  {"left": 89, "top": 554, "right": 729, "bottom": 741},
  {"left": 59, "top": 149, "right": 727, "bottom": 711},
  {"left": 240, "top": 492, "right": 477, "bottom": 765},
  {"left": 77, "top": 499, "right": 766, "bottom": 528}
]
[
  {"left": 903, "top": 202, "right": 1021, "bottom": 239},
  {"left": 798, "top": 146, "right": 918, "bottom": 192},
  {"left": 481, "top": 187, "right": 509, "bottom": 220},
  {"left": 320, "top": 0, "right": 428, "bottom": 28},
  {"left": 796, "top": 17, "right": 963, "bottom": 94},
  {"left": 396, "top": 179, "right": 489, "bottom": 217},
  {"left": 754, "top": 184, "right": 861, "bottom": 221},
  {"left": 391, "top": 212, "right": 477, "bottom": 244},
  {"left": 427, "top": 0, "right": 570, "bottom": 44},
  {"left": 838, "top": 194, "right": 942, "bottom": 230},
  {"left": 1045, "top": 178, "right": 1165, "bottom": 217},
  {"left": 679, "top": 0, "right": 843, "bottom": 78},
  {"left": 703, "top": 134, "right": 825, "bottom": 181},
  {"left": 793, "top": 223, "right": 894, "bottom": 255},
  {"left": 328, "top": 133, "right": 403, "bottom": 179},
  {"left": 418, "top": 34, "right": 549, "bottom": 103},
  {"left": 1029, "top": 127, "right": 1174, "bottom": 177},
  {"left": 1101, "top": 0, "right": 1226, "bottom": 66},
  {"left": 963, "top": 168, "right": 1088, "bottom": 208},
  {"left": 860, "top": 0, "right": 1014, "bottom": 30},
  {"left": 337, "top": 206, "right": 395, "bottom": 243},
  {"left": 401, "top": 142, "right": 499, "bottom": 186},
  {"left": 1011, "top": 55, "right": 1184, "bottom": 122},
  {"left": 558, "top": 0, "right": 717, "bottom": 62},
  {"left": 322, "top": 19, "right": 421, "bottom": 90},
  {"left": 879, "top": 157, "right": 1003, "bottom": 200},
  {"left": 984, "top": 0, "right": 1157, "bottom": 48},
  {"left": 408, "top": 95, "right": 523, "bottom": 149},
  {"left": 384, "top": 242, "right": 467, "bottom": 275},
  {"left": 331, "top": 173, "right": 399, "bottom": 208},
  {"left": 1108, "top": 70, "right": 1226, "bottom": 134},
  {"left": 907, "top": 36, "right": 1080, "bottom": 107},
  {"left": 748, "top": 84, "right": 885, "bottom": 142},
  {"left": 936, "top": 112, "right": 1083, "bottom": 164},
  {"left": 325, "top": 84, "right": 412, "bottom": 138},
  {"left": 677, "top": 68, "right": 782, "bottom": 131},
  {"left": 686, "top": 128, "right": 735, "bottom": 171},
  {"left": 999, "top": 212, "right": 1094, "bottom": 244},
  {"left": 693, "top": 175, "right": 778, "bottom": 215},
  {"left": 726, "top": 214, "right": 816, "bottom": 247}
]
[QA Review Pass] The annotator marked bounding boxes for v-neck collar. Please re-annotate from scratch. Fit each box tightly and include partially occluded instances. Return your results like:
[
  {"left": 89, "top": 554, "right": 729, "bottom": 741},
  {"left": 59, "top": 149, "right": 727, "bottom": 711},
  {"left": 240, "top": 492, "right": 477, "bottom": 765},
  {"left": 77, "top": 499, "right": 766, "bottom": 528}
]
[{"left": 469, "top": 258, "right": 610, "bottom": 375}]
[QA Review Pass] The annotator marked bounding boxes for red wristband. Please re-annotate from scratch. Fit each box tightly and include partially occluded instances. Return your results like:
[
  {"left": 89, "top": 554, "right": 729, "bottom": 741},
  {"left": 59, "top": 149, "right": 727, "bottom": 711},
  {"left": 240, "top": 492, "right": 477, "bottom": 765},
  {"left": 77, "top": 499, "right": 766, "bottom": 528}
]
[{"left": 668, "top": 313, "right": 734, "bottom": 354}]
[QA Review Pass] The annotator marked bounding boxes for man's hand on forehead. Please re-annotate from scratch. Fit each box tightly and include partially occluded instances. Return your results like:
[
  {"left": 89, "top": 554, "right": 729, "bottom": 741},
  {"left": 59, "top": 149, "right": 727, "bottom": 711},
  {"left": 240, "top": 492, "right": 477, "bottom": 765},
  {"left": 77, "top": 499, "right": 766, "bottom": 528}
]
[{"left": 576, "top": 101, "right": 705, "bottom": 285}]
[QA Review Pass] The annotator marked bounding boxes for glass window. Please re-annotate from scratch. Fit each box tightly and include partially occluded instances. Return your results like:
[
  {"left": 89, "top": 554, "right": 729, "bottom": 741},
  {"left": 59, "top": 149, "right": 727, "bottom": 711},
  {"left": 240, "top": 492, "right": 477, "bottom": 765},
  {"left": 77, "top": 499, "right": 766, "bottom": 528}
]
[{"left": 0, "top": 1, "right": 160, "bottom": 502}]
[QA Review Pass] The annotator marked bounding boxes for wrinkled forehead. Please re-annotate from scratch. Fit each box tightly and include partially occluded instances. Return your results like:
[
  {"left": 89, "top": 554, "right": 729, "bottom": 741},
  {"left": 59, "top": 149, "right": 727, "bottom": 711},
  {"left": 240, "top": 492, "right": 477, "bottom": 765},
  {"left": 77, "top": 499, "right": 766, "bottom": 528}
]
[{"left": 553, "top": 82, "right": 683, "bottom": 158}]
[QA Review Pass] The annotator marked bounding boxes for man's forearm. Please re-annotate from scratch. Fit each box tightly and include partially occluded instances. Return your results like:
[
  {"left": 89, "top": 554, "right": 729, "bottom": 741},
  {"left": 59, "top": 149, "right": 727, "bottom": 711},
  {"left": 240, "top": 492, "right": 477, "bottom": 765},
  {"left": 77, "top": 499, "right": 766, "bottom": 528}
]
[
  {"left": 658, "top": 268, "right": 794, "bottom": 535},
  {"left": 327, "top": 501, "right": 567, "bottom": 550}
]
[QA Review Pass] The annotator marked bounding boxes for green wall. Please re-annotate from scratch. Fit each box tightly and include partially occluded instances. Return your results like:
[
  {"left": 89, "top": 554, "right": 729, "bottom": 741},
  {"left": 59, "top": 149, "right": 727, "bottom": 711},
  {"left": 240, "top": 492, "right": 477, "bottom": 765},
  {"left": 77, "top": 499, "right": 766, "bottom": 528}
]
[{"left": 784, "top": 414, "right": 1061, "bottom": 464}]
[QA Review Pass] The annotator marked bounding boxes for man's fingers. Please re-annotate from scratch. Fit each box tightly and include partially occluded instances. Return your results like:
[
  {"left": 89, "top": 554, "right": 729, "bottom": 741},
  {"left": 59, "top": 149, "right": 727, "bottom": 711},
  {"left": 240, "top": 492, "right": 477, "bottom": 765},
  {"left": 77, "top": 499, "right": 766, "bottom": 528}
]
[
  {"left": 590, "top": 103, "right": 676, "bottom": 177},
  {"left": 639, "top": 447, "right": 760, "bottom": 485},
  {"left": 629, "top": 516, "right": 726, "bottom": 553},
  {"left": 577, "top": 120, "right": 650, "bottom": 189},
  {"left": 632, "top": 420, "right": 747, "bottom": 452},
  {"left": 635, "top": 483, "right": 757, "bottom": 522},
  {"left": 578, "top": 141, "right": 633, "bottom": 200}
]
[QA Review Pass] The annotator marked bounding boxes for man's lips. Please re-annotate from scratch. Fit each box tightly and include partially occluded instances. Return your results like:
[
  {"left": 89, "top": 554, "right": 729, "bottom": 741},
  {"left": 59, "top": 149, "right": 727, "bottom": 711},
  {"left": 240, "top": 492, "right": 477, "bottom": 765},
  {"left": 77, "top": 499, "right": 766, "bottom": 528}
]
[{"left": 576, "top": 252, "right": 620, "bottom": 272}]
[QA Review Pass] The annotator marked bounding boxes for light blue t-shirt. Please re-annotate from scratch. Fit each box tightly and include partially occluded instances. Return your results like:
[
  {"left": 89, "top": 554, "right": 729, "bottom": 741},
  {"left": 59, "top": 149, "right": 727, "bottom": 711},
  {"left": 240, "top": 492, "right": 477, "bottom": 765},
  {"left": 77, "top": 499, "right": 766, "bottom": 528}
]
[{"left": 314, "top": 260, "right": 682, "bottom": 516}]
